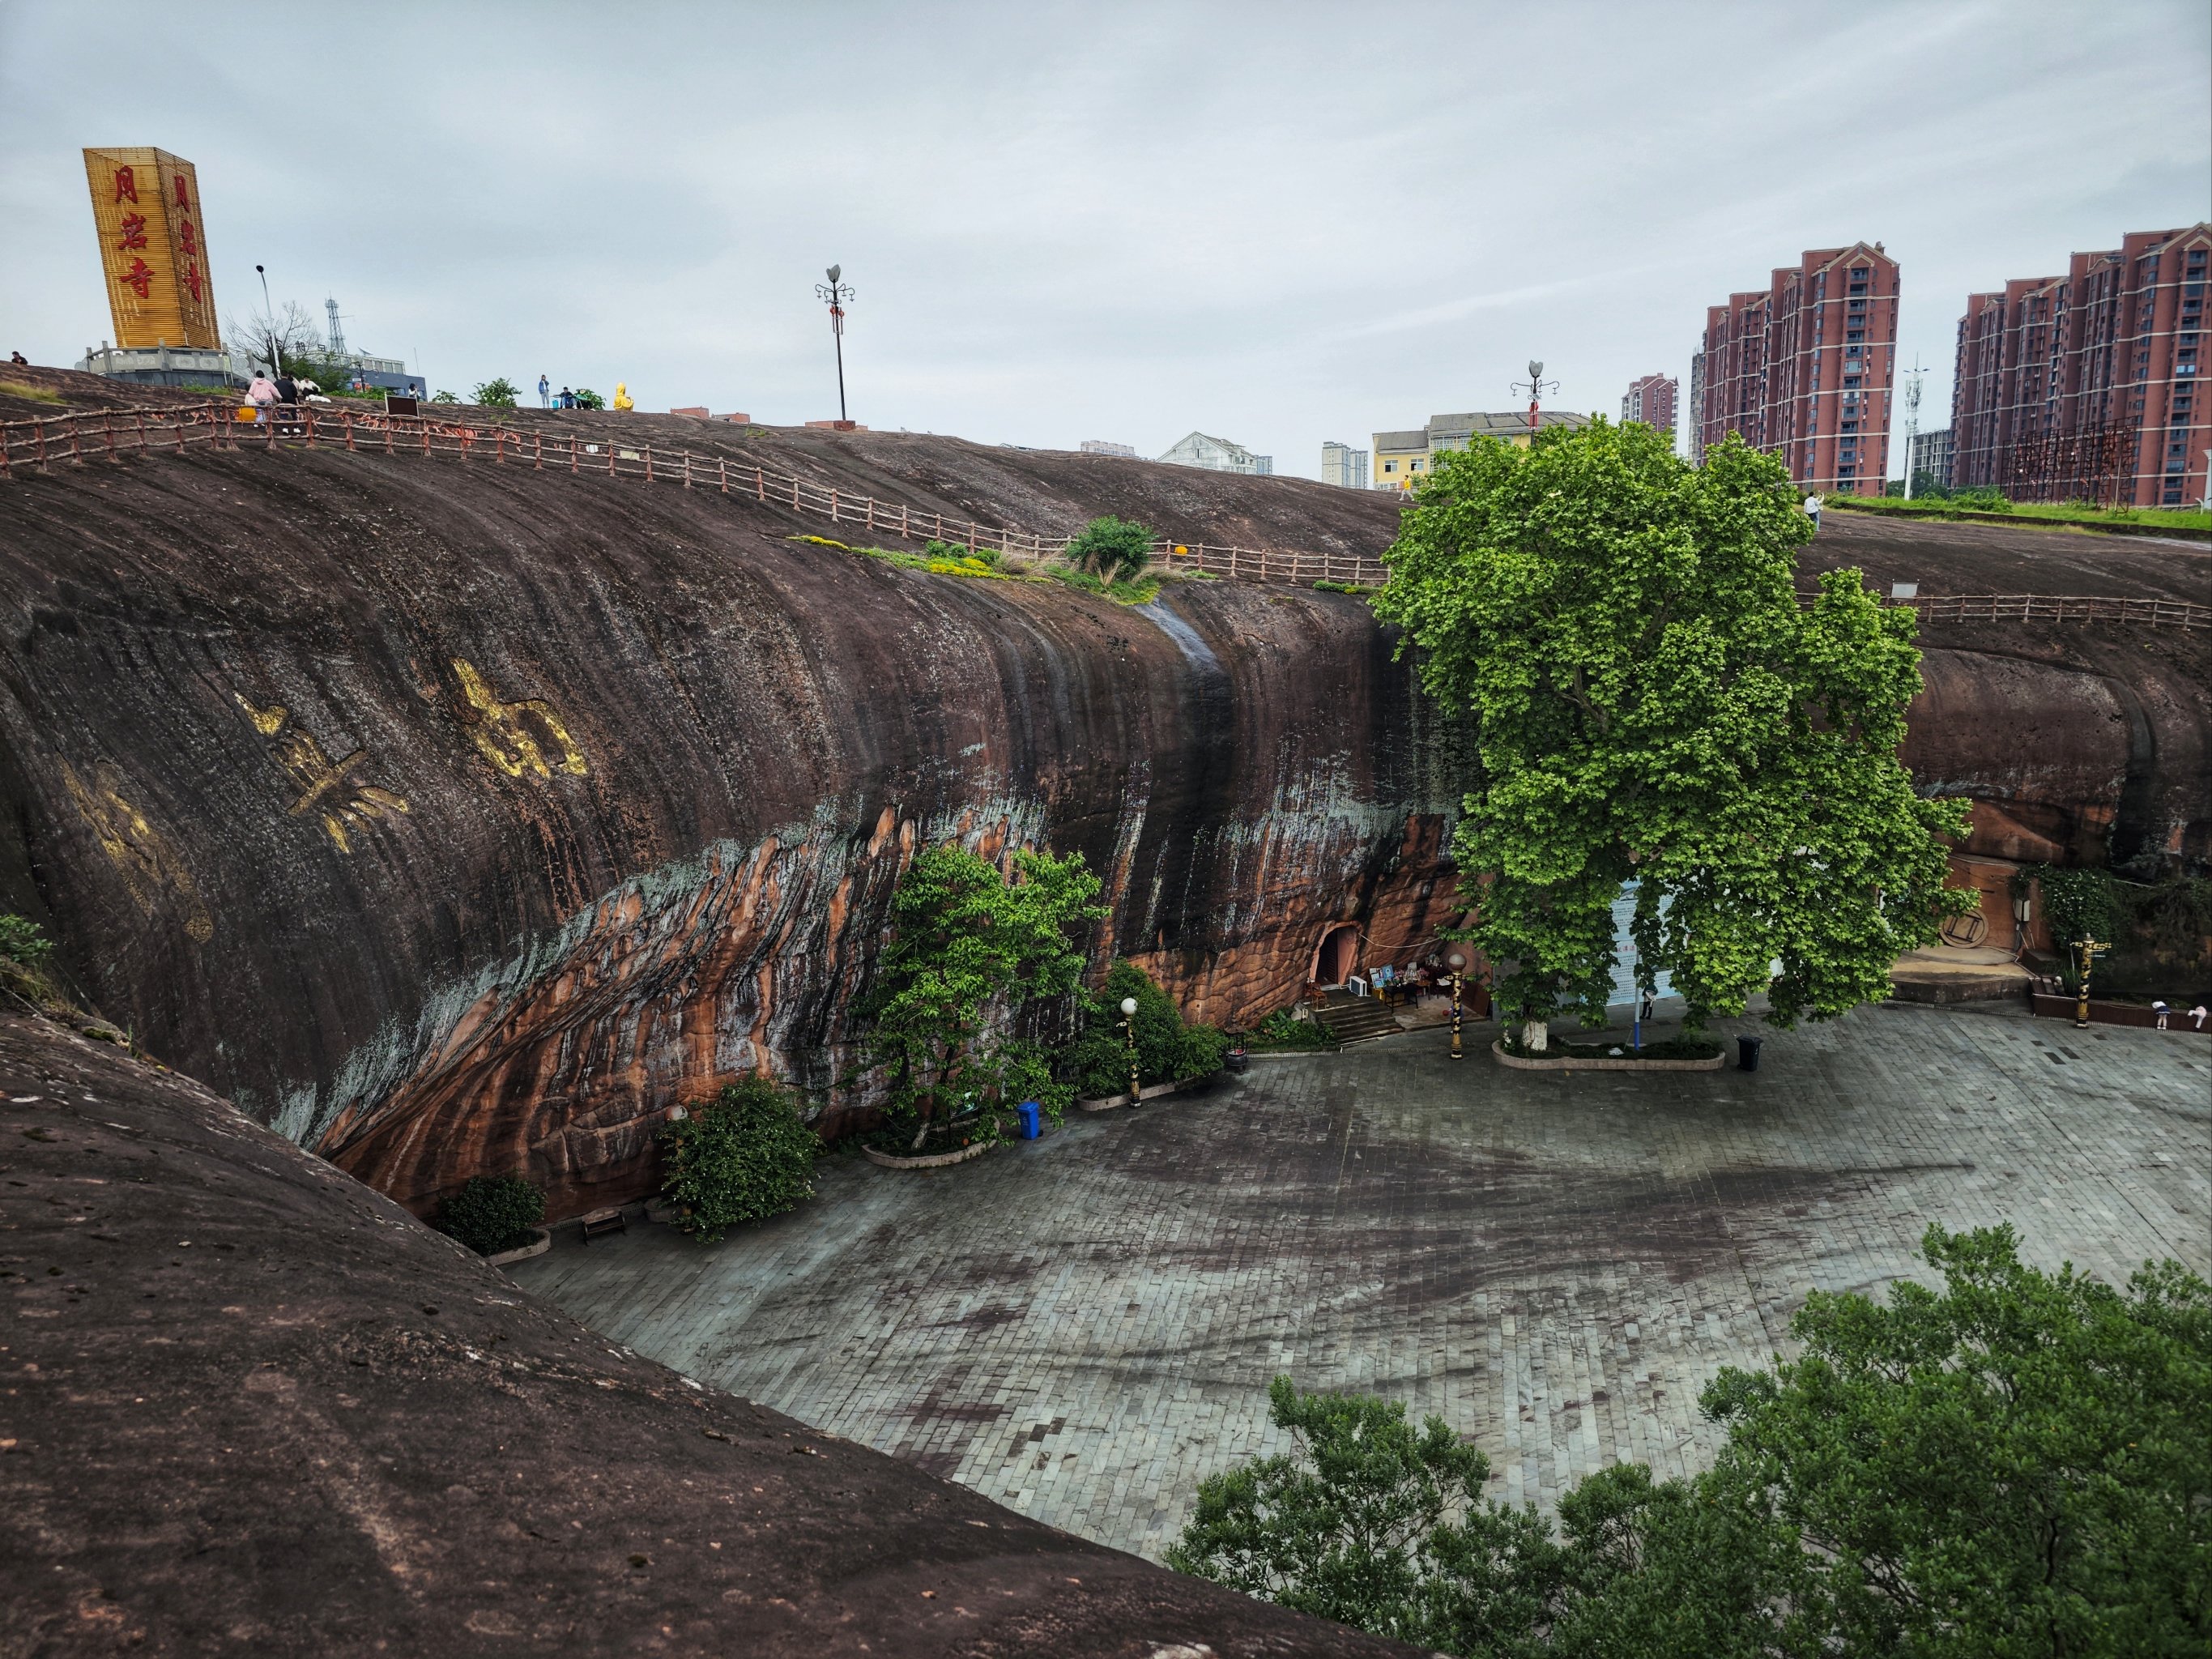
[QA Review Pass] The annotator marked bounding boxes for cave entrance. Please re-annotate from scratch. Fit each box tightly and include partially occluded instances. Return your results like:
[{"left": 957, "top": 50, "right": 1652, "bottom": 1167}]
[{"left": 1314, "top": 924, "right": 1360, "bottom": 987}]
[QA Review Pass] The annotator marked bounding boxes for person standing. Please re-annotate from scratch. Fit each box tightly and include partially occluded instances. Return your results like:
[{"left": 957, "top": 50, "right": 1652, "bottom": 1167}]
[
  {"left": 538, "top": 373, "right": 550, "bottom": 408},
  {"left": 2152, "top": 999, "right": 2170, "bottom": 1030},
  {"left": 1804, "top": 492, "right": 1824, "bottom": 531}
]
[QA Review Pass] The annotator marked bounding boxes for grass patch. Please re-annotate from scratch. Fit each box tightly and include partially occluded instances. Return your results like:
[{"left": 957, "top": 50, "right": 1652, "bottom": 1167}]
[
  {"left": 0, "top": 380, "right": 64, "bottom": 405},
  {"left": 1312, "top": 579, "right": 1379, "bottom": 596},
  {"left": 1037, "top": 563, "right": 1161, "bottom": 604},
  {"left": 1498, "top": 1031, "right": 1724, "bottom": 1061},
  {"left": 788, "top": 535, "right": 1012, "bottom": 580},
  {"left": 1242, "top": 1006, "right": 1338, "bottom": 1052},
  {"left": 1836, "top": 497, "right": 2211, "bottom": 534}
]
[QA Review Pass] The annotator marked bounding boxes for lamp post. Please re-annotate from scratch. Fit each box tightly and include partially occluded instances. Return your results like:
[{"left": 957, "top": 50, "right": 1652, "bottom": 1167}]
[
  {"left": 813, "top": 264, "right": 856, "bottom": 425},
  {"left": 1120, "top": 995, "right": 1140, "bottom": 1106},
  {"left": 1509, "top": 359, "right": 1559, "bottom": 433},
  {"left": 255, "top": 263, "right": 280, "bottom": 376},
  {"left": 1447, "top": 951, "right": 1466, "bottom": 1059},
  {"left": 2073, "top": 937, "right": 2109, "bottom": 1029}
]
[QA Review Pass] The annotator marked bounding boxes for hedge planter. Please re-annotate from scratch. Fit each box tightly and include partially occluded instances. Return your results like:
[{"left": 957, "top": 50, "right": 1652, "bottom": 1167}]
[
  {"left": 1491, "top": 1040, "right": 1724, "bottom": 1073},
  {"left": 484, "top": 1227, "right": 552, "bottom": 1266},
  {"left": 1076, "top": 1073, "right": 1214, "bottom": 1111},
  {"left": 863, "top": 1140, "right": 996, "bottom": 1171}
]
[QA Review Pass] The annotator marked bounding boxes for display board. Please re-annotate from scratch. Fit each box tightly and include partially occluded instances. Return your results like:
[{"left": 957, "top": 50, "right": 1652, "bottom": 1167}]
[{"left": 83, "top": 147, "right": 220, "bottom": 350}]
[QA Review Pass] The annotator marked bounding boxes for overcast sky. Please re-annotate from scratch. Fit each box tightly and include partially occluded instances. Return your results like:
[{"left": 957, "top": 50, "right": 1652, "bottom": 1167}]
[{"left": 3, "top": 1, "right": 2206, "bottom": 478}]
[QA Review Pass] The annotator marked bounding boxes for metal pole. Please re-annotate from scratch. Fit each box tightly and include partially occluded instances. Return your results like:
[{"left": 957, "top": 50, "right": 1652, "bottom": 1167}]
[
  {"left": 2073, "top": 938, "right": 2108, "bottom": 1028},
  {"left": 1126, "top": 1014, "right": 1139, "bottom": 1103},
  {"left": 833, "top": 305, "right": 848, "bottom": 424},
  {"left": 1450, "top": 973, "right": 1462, "bottom": 1058},
  {"left": 256, "top": 265, "right": 280, "bottom": 376}
]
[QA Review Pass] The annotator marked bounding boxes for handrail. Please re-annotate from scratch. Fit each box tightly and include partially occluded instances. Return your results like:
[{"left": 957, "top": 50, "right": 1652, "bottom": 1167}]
[{"left": 3, "top": 402, "right": 2205, "bottom": 629}]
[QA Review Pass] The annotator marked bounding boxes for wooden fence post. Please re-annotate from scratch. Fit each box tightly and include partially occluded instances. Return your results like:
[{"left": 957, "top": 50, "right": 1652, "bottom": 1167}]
[
  {"left": 756, "top": 467, "right": 765, "bottom": 501},
  {"left": 645, "top": 446, "right": 654, "bottom": 482},
  {"left": 534, "top": 433, "right": 543, "bottom": 470},
  {"left": 718, "top": 457, "right": 728, "bottom": 493}
]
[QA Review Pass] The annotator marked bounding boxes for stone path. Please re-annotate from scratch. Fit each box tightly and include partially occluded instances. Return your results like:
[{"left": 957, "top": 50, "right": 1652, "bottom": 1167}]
[{"left": 511, "top": 1004, "right": 2210, "bottom": 1559}]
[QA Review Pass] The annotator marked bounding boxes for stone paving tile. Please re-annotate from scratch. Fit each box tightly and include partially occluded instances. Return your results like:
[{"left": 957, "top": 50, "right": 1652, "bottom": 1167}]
[{"left": 512, "top": 1004, "right": 2211, "bottom": 1559}]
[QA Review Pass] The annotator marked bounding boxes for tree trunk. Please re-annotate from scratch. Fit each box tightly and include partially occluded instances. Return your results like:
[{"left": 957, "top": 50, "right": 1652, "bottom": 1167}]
[{"left": 1522, "top": 1019, "right": 1549, "bottom": 1052}]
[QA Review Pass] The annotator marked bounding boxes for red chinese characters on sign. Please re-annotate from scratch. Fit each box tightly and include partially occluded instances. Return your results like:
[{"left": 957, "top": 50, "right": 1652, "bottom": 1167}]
[
  {"left": 173, "top": 175, "right": 190, "bottom": 209},
  {"left": 117, "top": 212, "right": 149, "bottom": 250},
  {"left": 184, "top": 262, "right": 203, "bottom": 301},
  {"left": 177, "top": 220, "right": 197, "bottom": 255},
  {"left": 113, "top": 165, "right": 138, "bottom": 203},
  {"left": 121, "top": 258, "right": 154, "bottom": 299}
]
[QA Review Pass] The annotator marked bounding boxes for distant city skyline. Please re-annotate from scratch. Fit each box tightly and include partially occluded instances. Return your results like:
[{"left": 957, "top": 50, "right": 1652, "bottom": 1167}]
[{"left": 2, "top": 2, "right": 2204, "bottom": 480}]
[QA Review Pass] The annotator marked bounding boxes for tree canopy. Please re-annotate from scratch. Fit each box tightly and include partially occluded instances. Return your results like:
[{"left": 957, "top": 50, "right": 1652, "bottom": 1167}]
[
  {"left": 1063, "top": 514, "right": 1157, "bottom": 584},
  {"left": 1370, "top": 420, "right": 1972, "bottom": 1032},
  {"left": 862, "top": 843, "right": 1104, "bottom": 1148},
  {"left": 1170, "top": 1226, "right": 2212, "bottom": 1656}
]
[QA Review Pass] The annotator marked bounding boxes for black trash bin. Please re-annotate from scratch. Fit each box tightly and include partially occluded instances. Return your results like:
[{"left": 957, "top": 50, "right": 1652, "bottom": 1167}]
[{"left": 1737, "top": 1034, "right": 1763, "bottom": 1072}]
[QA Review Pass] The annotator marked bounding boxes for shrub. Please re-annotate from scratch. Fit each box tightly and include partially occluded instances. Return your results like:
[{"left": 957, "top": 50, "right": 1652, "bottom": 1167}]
[
  {"left": 1063, "top": 514, "right": 1156, "bottom": 584},
  {"left": 658, "top": 1077, "right": 819, "bottom": 1243},
  {"left": 1067, "top": 960, "right": 1227, "bottom": 1097},
  {"left": 437, "top": 1175, "right": 545, "bottom": 1256},
  {"left": 0, "top": 914, "right": 53, "bottom": 968},
  {"left": 572, "top": 387, "right": 606, "bottom": 410},
  {"left": 1247, "top": 1005, "right": 1335, "bottom": 1051},
  {"left": 471, "top": 377, "right": 520, "bottom": 408},
  {"left": 428, "top": 390, "right": 458, "bottom": 403}
]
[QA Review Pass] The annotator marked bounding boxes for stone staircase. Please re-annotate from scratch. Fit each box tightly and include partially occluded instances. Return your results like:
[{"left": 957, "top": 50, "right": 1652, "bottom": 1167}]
[{"left": 1318, "top": 990, "right": 1405, "bottom": 1046}]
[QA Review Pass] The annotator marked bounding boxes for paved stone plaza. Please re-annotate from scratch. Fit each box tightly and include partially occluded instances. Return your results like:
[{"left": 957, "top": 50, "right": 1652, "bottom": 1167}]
[{"left": 512, "top": 1004, "right": 2210, "bottom": 1559}]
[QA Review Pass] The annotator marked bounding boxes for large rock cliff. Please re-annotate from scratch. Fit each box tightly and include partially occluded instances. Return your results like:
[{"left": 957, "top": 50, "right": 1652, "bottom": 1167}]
[{"left": 1, "top": 378, "right": 2205, "bottom": 1219}]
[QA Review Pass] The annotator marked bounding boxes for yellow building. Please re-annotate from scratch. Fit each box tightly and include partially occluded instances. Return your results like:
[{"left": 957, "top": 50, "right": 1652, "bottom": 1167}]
[{"left": 1371, "top": 409, "right": 1596, "bottom": 489}]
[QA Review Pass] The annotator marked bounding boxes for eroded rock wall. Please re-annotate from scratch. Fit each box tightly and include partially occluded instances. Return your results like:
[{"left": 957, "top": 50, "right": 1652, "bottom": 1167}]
[{"left": 0, "top": 444, "right": 1468, "bottom": 1217}]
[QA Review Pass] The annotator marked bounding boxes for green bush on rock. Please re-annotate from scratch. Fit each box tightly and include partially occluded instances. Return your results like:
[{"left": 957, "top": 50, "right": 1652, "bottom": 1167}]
[
  {"left": 1067, "top": 960, "right": 1227, "bottom": 1098},
  {"left": 658, "top": 1077, "right": 819, "bottom": 1243},
  {"left": 437, "top": 1175, "right": 546, "bottom": 1256}
]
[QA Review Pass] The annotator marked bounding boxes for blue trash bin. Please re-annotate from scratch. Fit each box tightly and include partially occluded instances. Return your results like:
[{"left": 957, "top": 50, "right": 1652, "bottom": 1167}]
[{"left": 1017, "top": 1100, "right": 1042, "bottom": 1140}]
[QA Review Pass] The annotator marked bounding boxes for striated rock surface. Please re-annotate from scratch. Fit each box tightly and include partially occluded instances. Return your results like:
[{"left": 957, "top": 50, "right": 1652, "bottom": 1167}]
[
  {"left": 0, "top": 371, "right": 2205, "bottom": 1219},
  {"left": 0, "top": 1010, "right": 1419, "bottom": 1657}
]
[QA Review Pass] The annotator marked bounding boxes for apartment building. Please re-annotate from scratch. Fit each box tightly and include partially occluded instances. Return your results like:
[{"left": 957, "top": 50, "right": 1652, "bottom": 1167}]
[
  {"left": 1620, "top": 373, "right": 1677, "bottom": 434},
  {"left": 1320, "top": 441, "right": 1369, "bottom": 488},
  {"left": 1158, "top": 431, "right": 1272, "bottom": 475},
  {"left": 1907, "top": 426, "right": 1954, "bottom": 491},
  {"left": 1693, "top": 242, "right": 1900, "bottom": 493},
  {"left": 1370, "top": 408, "right": 1593, "bottom": 490},
  {"left": 1952, "top": 224, "right": 2210, "bottom": 506}
]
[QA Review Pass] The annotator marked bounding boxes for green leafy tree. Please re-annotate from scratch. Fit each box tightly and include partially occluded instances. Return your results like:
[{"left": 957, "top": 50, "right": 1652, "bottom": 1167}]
[
  {"left": 657, "top": 1076, "right": 818, "bottom": 1243},
  {"left": 429, "top": 390, "right": 459, "bottom": 403},
  {"left": 1171, "top": 1226, "right": 2212, "bottom": 1655},
  {"left": 1167, "top": 1376, "right": 1562, "bottom": 1652},
  {"left": 863, "top": 844, "right": 1105, "bottom": 1150},
  {"left": 471, "top": 377, "right": 520, "bottom": 408},
  {"left": 1063, "top": 514, "right": 1157, "bottom": 583},
  {"left": 437, "top": 1174, "right": 545, "bottom": 1255},
  {"left": 572, "top": 386, "right": 606, "bottom": 410},
  {"left": 1370, "top": 420, "right": 1973, "bottom": 1046},
  {"left": 1066, "top": 958, "right": 1227, "bottom": 1097}
]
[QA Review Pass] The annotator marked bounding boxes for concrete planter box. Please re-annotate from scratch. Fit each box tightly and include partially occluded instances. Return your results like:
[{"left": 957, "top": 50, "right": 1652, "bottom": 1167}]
[
  {"left": 1076, "top": 1073, "right": 1213, "bottom": 1112},
  {"left": 1492, "top": 1040, "right": 1724, "bottom": 1073},
  {"left": 484, "top": 1227, "right": 552, "bottom": 1266},
  {"left": 863, "top": 1140, "right": 995, "bottom": 1171}
]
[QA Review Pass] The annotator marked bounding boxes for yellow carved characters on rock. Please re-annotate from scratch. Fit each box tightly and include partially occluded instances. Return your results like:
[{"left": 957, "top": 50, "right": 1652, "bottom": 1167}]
[
  {"left": 60, "top": 761, "right": 214, "bottom": 941},
  {"left": 451, "top": 659, "right": 587, "bottom": 780},
  {"left": 236, "top": 697, "right": 411, "bottom": 853}
]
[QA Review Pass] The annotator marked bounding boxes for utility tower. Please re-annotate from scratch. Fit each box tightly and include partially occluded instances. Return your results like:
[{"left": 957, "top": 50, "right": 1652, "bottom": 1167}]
[
  {"left": 1511, "top": 359, "right": 1559, "bottom": 432},
  {"left": 324, "top": 296, "right": 347, "bottom": 358},
  {"left": 1901, "top": 356, "right": 1924, "bottom": 500},
  {"left": 814, "top": 265, "right": 856, "bottom": 427}
]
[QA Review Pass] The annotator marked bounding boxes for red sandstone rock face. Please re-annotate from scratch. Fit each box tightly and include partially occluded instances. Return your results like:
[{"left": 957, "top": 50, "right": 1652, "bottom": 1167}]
[
  {"left": 0, "top": 443, "right": 1468, "bottom": 1218},
  {"left": 0, "top": 398, "right": 2205, "bottom": 1221}
]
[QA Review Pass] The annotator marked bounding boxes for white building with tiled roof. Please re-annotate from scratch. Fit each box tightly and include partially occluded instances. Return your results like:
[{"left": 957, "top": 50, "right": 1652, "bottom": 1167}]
[{"left": 1157, "top": 431, "right": 1273, "bottom": 476}]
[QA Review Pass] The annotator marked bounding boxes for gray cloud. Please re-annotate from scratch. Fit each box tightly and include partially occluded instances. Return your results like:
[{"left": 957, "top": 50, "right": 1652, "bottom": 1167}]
[{"left": 3, "top": 0, "right": 2205, "bottom": 477}]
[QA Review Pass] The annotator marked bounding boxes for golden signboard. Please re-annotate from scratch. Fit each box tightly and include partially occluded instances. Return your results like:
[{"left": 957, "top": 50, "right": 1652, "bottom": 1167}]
[{"left": 82, "top": 147, "right": 220, "bottom": 350}]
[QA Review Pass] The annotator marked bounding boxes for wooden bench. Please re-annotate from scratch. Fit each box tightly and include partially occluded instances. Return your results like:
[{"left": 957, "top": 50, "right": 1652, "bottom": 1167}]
[{"left": 578, "top": 1206, "right": 627, "bottom": 1243}]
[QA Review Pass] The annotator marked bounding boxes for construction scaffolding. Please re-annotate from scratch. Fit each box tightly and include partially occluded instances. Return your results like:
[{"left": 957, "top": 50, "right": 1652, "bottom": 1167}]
[{"left": 1997, "top": 420, "right": 2137, "bottom": 506}]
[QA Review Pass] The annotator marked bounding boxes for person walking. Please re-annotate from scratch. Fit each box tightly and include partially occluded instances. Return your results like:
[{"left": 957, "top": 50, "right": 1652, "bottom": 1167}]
[
  {"left": 538, "top": 373, "right": 550, "bottom": 408},
  {"left": 1804, "top": 492, "right": 1824, "bottom": 531},
  {"left": 245, "top": 370, "right": 278, "bottom": 421}
]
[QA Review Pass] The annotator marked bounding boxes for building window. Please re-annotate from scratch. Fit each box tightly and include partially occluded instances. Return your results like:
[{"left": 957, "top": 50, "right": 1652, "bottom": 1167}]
[{"left": 1382, "top": 461, "right": 1396, "bottom": 473}]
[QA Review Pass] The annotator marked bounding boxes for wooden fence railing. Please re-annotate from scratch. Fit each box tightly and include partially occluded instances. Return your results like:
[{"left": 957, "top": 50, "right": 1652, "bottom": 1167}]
[
  {"left": 0, "top": 401, "right": 1387, "bottom": 588},
  {"left": 4, "top": 402, "right": 2204, "bottom": 629}
]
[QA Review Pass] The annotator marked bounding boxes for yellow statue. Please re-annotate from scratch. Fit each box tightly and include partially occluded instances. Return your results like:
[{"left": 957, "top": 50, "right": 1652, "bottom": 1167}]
[{"left": 612, "top": 382, "right": 634, "bottom": 411}]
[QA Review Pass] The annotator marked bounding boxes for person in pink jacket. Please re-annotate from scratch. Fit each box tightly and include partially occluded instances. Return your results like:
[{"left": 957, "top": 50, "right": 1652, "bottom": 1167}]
[{"left": 245, "top": 373, "right": 278, "bottom": 420}]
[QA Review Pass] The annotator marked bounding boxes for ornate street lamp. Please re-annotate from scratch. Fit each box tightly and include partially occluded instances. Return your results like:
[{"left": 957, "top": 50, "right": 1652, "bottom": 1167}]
[
  {"left": 1120, "top": 996, "right": 1140, "bottom": 1106},
  {"left": 2073, "top": 937, "right": 2109, "bottom": 1028},
  {"left": 1447, "top": 952, "right": 1467, "bottom": 1059},
  {"left": 813, "top": 264, "right": 856, "bottom": 426}
]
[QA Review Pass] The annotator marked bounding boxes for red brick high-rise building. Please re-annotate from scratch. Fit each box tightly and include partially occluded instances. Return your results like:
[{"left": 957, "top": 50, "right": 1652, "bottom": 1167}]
[
  {"left": 1693, "top": 242, "right": 1900, "bottom": 493},
  {"left": 1620, "top": 373, "right": 1677, "bottom": 437},
  {"left": 1953, "top": 224, "right": 2210, "bottom": 507}
]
